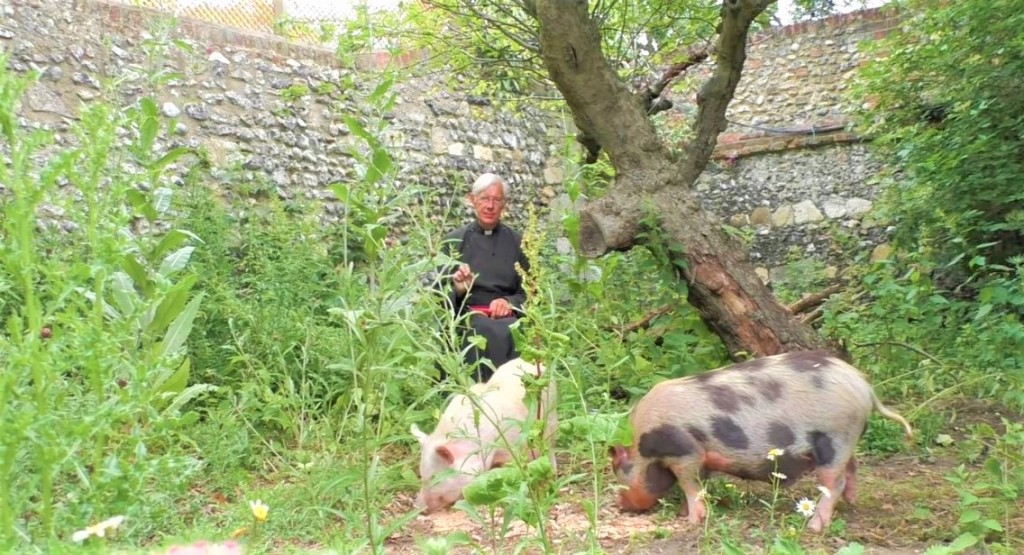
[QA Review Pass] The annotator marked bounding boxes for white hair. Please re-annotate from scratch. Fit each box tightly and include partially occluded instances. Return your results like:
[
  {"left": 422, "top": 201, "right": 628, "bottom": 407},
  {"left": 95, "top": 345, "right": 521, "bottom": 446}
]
[{"left": 471, "top": 172, "right": 510, "bottom": 197}]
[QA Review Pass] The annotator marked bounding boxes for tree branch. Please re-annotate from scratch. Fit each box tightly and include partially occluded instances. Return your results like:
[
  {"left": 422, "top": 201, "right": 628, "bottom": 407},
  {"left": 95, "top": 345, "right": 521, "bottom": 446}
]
[
  {"left": 787, "top": 284, "right": 843, "bottom": 315},
  {"left": 534, "top": 0, "right": 668, "bottom": 172},
  {"left": 680, "top": 0, "right": 775, "bottom": 186},
  {"left": 648, "top": 46, "right": 712, "bottom": 100},
  {"left": 608, "top": 303, "right": 675, "bottom": 335},
  {"left": 642, "top": 45, "right": 713, "bottom": 117}
]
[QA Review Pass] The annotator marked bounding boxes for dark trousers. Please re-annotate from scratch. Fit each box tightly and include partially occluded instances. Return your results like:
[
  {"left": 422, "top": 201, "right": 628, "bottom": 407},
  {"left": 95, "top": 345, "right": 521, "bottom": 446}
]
[{"left": 438, "top": 313, "right": 520, "bottom": 383}]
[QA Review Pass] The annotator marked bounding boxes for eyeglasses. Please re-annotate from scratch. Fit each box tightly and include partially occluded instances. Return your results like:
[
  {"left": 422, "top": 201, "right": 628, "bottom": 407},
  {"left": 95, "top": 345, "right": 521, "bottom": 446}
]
[{"left": 475, "top": 196, "right": 506, "bottom": 206}]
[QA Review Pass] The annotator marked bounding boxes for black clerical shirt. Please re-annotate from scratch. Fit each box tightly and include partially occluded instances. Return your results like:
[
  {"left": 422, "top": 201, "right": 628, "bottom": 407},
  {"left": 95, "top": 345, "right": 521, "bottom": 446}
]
[{"left": 442, "top": 221, "right": 530, "bottom": 311}]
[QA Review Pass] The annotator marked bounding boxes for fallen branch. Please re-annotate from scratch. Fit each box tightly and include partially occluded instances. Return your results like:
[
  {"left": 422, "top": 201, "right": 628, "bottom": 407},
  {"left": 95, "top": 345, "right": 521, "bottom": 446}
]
[
  {"left": 800, "top": 306, "right": 825, "bottom": 326},
  {"left": 787, "top": 284, "right": 844, "bottom": 315},
  {"left": 609, "top": 303, "right": 674, "bottom": 335}
]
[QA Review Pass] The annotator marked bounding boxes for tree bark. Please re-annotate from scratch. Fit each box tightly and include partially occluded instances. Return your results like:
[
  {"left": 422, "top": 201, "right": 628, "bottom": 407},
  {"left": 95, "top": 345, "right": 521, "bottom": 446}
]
[{"left": 534, "top": 0, "right": 834, "bottom": 358}]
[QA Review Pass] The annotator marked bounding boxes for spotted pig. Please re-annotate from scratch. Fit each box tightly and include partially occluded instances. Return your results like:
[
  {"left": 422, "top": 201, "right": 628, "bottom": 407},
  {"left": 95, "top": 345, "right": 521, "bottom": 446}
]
[
  {"left": 411, "top": 358, "right": 557, "bottom": 514},
  {"left": 609, "top": 350, "right": 912, "bottom": 532}
]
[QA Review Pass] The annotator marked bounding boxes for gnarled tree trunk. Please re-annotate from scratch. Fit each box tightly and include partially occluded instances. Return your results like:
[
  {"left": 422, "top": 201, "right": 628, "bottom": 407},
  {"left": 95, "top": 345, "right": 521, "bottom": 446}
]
[{"left": 533, "top": 0, "right": 834, "bottom": 358}]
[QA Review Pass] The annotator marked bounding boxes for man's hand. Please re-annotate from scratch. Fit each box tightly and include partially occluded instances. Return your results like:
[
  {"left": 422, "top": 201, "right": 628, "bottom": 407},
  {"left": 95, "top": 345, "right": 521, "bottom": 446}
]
[
  {"left": 453, "top": 264, "right": 474, "bottom": 295},
  {"left": 489, "top": 298, "right": 513, "bottom": 318}
]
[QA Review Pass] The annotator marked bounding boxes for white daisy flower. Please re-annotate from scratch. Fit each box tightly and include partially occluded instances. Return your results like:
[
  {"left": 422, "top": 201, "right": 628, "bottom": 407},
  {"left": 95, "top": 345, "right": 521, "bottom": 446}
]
[{"left": 795, "top": 497, "right": 816, "bottom": 517}]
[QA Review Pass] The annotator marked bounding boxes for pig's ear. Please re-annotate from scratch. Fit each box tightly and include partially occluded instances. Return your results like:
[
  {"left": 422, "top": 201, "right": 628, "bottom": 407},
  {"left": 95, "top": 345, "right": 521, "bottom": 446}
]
[
  {"left": 609, "top": 445, "right": 630, "bottom": 469},
  {"left": 490, "top": 449, "right": 513, "bottom": 468},
  {"left": 410, "top": 424, "right": 428, "bottom": 444},
  {"left": 435, "top": 444, "right": 456, "bottom": 465}
]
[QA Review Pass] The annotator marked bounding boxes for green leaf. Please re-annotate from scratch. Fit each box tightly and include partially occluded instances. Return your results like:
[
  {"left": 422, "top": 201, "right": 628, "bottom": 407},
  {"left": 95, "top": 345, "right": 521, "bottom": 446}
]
[
  {"left": 158, "top": 246, "right": 195, "bottom": 277},
  {"left": 121, "top": 254, "right": 152, "bottom": 296},
  {"left": 140, "top": 96, "right": 158, "bottom": 117},
  {"left": 525, "top": 456, "right": 554, "bottom": 482},
  {"left": 138, "top": 99, "right": 159, "bottom": 155},
  {"left": 721, "top": 538, "right": 747, "bottom": 555},
  {"left": 152, "top": 229, "right": 201, "bottom": 262},
  {"left": 462, "top": 466, "right": 519, "bottom": 506},
  {"left": 152, "top": 187, "right": 173, "bottom": 215},
  {"left": 980, "top": 519, "right": 1003, "bottom": 532},
  {"left": 946, "top": 532, "right": 978, "bottom": 552},
  {"left": 558, "top": 412, "right": 624, "bottom": 444},
  {"left": 149, "top": 274, "right": 197, "bottom": 336},
  {"left": 331, "top": 182, "right": 350, "bottom": 203},
  {"left": 126, "top": 188, "right": 158, "bottom": 222},
  {"left": 155, "top": 291, "right": 204, "bottom": 359},
  {"left": 836, "top": 543, "right": 865, "bottom": 555},
  {"left": 151, "top": 147, "right": 191, "bottom": 170},
  {"left": 156, "top": 357, "right": 190, "bottom": 398},
  {"left": 161, "top": 383, "right": 219, "bottom": 416},
  {"left": 983, "top": 456, "right": 1005, "bottom": 477},
  {"left": 342, "top": 115, "right": 373, "bottom": 143},
  {"left": 363, "top": 146, "right": 392, "bottom": 187},
  {"left": 368, "top": 74, "right": 394, "bottom": 105},
  {"left": 78, "top": 288, "right": 122, "bottom": 320},
  {"left": 957, "top": 508, "right": 981, "bottom": 524},
  {"left": 109, "top": 271, "right": 137, "bottom": 317}
]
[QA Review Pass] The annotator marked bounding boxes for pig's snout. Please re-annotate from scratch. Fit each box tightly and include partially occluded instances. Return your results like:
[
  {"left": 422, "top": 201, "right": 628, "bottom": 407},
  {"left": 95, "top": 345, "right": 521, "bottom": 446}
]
[
  {"left": 414, "top": 491, "right": 445, "bottom": 515},
  {"left": 614, "top": 491, "right": 655, "bottom": 514},
  {"left": 417, "top": 490, "right": 461, "bottom": 514}
]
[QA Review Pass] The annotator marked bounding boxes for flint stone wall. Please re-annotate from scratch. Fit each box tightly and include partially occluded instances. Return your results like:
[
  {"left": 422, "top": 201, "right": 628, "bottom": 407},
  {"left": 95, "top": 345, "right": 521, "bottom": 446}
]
[
  {"left": 698, "top": 7, "right": 900, "bottom": 280},
  {"left": 0, "top": 0, "right": 564, "bottom": 234},
  {"left": 2, "top": 0, "right": 900, "bottom": 277}
]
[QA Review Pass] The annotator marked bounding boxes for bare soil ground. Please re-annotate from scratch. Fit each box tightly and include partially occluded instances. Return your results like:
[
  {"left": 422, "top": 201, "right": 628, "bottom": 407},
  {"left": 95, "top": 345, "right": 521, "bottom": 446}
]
[{"left": 380, "top": 400, "right": 1021, "bottom": 554}]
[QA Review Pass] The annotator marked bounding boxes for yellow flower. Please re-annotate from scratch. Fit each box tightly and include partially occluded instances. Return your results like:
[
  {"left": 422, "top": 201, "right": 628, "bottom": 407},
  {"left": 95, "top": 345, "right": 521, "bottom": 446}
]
[
  {"left": 71, "top": 515, "right": 125, "bottom": 543},
  {"left": 795, "top": 497, "right": 816, "bottom": 517},
  {"left": 817, "top": 485, "right": 832, "bottom": 499},
  {"left": 249, "top": 499, "right": 269, "bottom": 522},
  {"left": 766, "top": 448, "right": 785, "bottom": 461}
]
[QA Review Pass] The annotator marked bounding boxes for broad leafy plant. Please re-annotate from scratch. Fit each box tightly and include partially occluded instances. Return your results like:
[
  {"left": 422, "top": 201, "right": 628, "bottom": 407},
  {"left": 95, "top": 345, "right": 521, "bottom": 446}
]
[
  {"left": 853, "top": 0, "right": 1024, "bottom": 271},
  {"left": 0, "top": 58, "right": 208, "bottom": 548}
]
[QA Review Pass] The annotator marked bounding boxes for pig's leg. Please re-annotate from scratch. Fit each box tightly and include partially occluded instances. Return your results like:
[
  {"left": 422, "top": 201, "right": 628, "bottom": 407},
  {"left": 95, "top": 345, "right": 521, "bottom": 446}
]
[
  {"left": 808, "top": 466, "right": 847, "bottom": 533},
  {"left": 807, "top": 431, "right": 858, "bottom": 532},
  {"left": 667, "top": 462, "right": 706, "bottom": 525},
  {"left": 842, "top": 456, "right": 858, "bottom": 504}
]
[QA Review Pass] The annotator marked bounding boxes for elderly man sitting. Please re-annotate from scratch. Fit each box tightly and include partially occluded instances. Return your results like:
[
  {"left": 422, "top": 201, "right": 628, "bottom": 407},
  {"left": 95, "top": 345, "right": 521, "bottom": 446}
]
[{"left": 440, "top": 172, "right": 530, "bottom": 382}]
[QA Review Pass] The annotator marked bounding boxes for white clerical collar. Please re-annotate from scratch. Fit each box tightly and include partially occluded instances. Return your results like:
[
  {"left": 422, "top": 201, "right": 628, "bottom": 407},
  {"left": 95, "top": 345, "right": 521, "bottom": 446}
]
[{"left": 473, "top": 222, "right": 498, "bottom": 236}]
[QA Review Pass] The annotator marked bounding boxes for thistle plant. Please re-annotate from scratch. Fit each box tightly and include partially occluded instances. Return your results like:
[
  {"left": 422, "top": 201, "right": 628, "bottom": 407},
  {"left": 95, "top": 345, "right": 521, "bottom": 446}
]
[{"left": 0, "top": 50, "right": 206, "bottom": 549}]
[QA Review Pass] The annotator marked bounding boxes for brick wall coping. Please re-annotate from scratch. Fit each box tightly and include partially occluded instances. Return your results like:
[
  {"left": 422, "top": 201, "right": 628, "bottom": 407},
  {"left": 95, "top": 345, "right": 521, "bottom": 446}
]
[
  {"left": 85, "top": 1, "right": 901, "bottom": 71},
  {"left": 760, "top": 5, "right": 902, "bottom": 40},
  {"left": 90, "top": 0, "right": 423, "bottom": 70},
  {"left": 713, "top": 129, "right": 865, "bottom": 160}
]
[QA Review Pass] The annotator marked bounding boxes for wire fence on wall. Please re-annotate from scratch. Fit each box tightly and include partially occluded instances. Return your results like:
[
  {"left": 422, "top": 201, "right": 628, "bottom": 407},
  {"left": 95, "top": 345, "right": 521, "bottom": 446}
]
[{"left": 114, "top": 0, "right": 367, "bottom": 43}]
